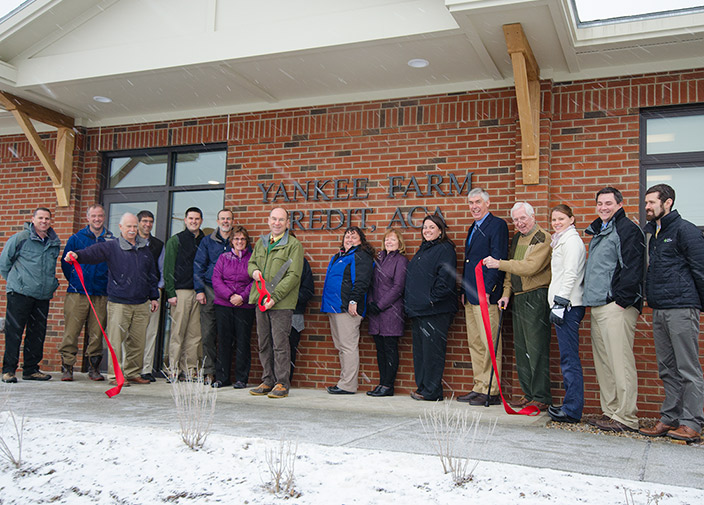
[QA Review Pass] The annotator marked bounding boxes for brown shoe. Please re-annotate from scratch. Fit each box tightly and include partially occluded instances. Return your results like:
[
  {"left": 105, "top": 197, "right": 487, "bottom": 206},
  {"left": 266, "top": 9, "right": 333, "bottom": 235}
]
[
  {"left": 595, "top": 418, "right": 638, "bottom": 433},
  {"left": 640, "top": 421, "right": 677, "bottom": 438},
  {"left": 267, "top": 383, "right": 289, "bottom": 398},
  {"left": 526, "top": 401, "right": 550, "bottom": 412},
  {"left": 586, "top": 415, "right": 610, "bottom": 427},
  {"left": 667, "top": 425, "right": 701, "bottom": 443},
  {"left": 61, "top": 364, "right": 74, "bottom": 382},
  {"left": 127, "top": 376, "right": 150, "bottom": 385},
  {"left": 109, "top": 379, "right": 130, "bottom": 387},
  {"left": 456, "top": 391, "right": 479, "bottom": 403},
  {"left": 410, "top": 391, "right": 425, "bottom": 401},
  {"left": 250, "top": 383, "right": 274, "bottom": 396},
  {"left": 509, "top": 396, "right": 530, "bottom": 409}
]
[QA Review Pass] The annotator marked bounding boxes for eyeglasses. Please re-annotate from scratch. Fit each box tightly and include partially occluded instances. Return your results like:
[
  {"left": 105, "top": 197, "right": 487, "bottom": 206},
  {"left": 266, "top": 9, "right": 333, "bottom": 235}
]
[{"left": 233, "top": 238, "right": 247, "bottom": 241}]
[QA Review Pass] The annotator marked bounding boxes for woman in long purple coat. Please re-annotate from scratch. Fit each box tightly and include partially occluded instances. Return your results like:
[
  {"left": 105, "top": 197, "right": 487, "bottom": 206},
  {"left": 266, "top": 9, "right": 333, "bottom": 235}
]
[
  {"left": 211, "top": 226, "right": 255, "bottom": 389},
  {"left": 366, "top": 229, "right": 408, "bottom": 397}
]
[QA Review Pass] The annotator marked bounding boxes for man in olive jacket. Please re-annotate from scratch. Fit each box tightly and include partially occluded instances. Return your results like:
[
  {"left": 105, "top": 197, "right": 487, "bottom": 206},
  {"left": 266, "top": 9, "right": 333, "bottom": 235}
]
[
  {"left": 248, "top": 208, "right": 303, "bottom": 398},
  {"left": 639, "top": 184, "right": 704, "bottom": 443},
  {"left": 1, "top": 208, "right": 61, "bottom": 383}
]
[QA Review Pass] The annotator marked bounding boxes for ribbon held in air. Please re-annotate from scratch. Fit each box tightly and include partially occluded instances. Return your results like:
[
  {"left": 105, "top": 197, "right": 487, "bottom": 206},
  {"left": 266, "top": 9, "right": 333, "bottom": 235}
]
[
  {"left": 68, "top": 256, "right": 124, "bottom": 397},
  {"left": 474, "top": 261, "right": 539, "bottom": 416}
]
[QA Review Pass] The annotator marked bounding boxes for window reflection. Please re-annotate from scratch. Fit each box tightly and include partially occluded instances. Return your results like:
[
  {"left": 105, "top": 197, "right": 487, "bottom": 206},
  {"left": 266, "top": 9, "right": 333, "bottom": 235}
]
[
  {"left": 109, "top": 155, "right": 168, "bottom": 188},
  {"left": 174, "top": 151, "right": 226, "bottom": 186}
]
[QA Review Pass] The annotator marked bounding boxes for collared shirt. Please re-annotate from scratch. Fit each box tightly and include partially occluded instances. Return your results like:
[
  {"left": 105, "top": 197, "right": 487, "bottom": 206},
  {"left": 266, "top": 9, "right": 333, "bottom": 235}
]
[{"left": 467, "top": 213, "right": 490, "bottom": 247}]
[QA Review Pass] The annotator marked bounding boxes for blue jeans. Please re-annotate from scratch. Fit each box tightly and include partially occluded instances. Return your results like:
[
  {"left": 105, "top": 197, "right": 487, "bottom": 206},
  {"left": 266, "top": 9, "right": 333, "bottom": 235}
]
[{"left": 554, "top": 306, "right": 585, "bottom": 419}]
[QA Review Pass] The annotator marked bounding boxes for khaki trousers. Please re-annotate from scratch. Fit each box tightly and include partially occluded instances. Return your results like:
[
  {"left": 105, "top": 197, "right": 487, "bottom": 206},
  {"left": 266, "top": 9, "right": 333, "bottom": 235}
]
[
  {"left": 465, "top": 302, "right": 501, "bottom": 395},
  {"left": 168, "top": 289, "right": 201, "bottom": 374},
  {"left": 106, "top": 301, "right": 150, "bottom": 380},
  {"left": 256, "top": 309, "right": 293, "bottom": 389},
  {"left": 329, "top": 312, "right": 362, "bottom": 392},
  {"left": 590, "top": 302, "right": 639, "bottom": 430},
  {"left": 142, "top": 289, "right": 162, "bottom": 375},
  {"left": 60, "top": 293, "right": 107, "bottom": 365}
]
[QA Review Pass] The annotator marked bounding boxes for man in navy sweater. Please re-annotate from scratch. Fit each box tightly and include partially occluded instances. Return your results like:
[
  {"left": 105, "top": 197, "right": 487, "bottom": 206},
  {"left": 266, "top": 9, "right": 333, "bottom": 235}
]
[{"left": 65, "top": 213, "right": 159, "bottom": 385}]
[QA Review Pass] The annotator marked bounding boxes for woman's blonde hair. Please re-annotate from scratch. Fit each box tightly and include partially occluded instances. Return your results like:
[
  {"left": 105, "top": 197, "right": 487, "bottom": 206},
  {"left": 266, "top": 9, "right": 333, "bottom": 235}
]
[{"left": 382, "top": 228, "right": 406, "bottom": 254}]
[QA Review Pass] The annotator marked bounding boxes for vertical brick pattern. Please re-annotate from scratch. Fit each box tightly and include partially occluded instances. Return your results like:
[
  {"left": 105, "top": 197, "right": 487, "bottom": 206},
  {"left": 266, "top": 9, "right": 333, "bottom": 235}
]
[{"left": 1, "top": 69, "right": 703, "bottom": 417}]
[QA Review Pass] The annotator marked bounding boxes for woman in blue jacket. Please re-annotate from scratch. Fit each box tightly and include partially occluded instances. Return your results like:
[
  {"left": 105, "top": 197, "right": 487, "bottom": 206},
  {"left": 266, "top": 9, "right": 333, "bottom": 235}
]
[
  {"left": 321, "top": 226, "right": 375, "bottom": 395},
  {"left": 404, "top": 215, "right": 457, "bottom": 401}
]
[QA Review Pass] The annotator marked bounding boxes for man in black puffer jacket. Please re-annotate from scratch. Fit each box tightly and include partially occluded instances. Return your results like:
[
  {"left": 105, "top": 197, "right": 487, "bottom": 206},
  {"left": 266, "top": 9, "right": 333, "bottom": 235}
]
[{"left": 639, "top": 184, "right": 704, "bottom": 443}]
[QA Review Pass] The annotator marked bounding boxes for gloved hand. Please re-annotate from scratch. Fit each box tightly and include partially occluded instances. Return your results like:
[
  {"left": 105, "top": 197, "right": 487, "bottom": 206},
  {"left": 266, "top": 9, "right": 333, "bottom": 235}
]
[
  {"left": 549, "top": 296, "right": 570, "bottom": 325},
  {"left": 367, "top": 301, "right": 381, "bottom": 315}
]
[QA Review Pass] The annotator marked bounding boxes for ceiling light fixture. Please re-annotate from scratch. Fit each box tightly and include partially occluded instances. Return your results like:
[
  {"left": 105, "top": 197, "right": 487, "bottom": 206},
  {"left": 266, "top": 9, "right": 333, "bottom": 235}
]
[
  {"left": 93, "top": 95, "right": 112, "bottom": 103},
  {"left": 407, "top": 58, "right": 429, "bottom": 68},
  {"left": 208, "top": 180, "right": 220, "bottom": 185}
]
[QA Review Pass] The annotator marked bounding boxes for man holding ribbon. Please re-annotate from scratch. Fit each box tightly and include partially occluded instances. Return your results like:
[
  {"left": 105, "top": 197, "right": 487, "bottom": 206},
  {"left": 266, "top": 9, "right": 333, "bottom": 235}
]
[
  {"left": 64, "top": 213, "right": 159, "bottom": 386},
  {"left": 248, "top": 207, "right": 303, "bottom": 399}
]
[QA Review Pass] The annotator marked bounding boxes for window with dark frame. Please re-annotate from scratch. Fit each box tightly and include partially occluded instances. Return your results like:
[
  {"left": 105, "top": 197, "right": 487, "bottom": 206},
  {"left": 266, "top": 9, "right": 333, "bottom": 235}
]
[{"left": 640, "top": 105, "right": 704, "bottom": 227}]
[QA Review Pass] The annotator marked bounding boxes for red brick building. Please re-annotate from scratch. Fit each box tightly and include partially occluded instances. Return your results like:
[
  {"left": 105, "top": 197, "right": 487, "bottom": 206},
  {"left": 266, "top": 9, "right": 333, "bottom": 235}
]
[{"left": 1, "top": 1, "right": 703, "bottom": 416}]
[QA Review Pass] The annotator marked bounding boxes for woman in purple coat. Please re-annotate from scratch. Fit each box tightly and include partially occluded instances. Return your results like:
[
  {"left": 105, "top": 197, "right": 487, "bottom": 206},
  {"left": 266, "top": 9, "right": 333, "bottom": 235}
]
[
  {"left": 366, "top": 229, "right": 409, "bottom": 397},
  {"left": 211, "top": 226, "right": 255, "bottom": 389}
]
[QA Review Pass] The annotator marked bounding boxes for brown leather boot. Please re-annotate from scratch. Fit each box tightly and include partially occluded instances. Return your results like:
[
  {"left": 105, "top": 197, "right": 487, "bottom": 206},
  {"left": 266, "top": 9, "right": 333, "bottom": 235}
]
[
  {"left": 61, "top": 364, "right": 74, "bottom": 381},
  {"left": 88, "top": 356, "right": 105, "bottom": 381}
]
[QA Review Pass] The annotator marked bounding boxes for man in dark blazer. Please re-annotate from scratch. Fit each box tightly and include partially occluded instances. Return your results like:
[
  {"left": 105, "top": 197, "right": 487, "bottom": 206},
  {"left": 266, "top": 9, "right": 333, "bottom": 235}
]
[{"left": 458, "top": 188, "right": 509, "bottom": 405}]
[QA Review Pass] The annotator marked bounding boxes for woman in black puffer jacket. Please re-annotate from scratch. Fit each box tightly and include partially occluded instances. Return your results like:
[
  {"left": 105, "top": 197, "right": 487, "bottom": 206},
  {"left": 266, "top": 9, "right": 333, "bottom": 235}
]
[{"left": 404, "top": 215, "right": 458, "bottom": 401}]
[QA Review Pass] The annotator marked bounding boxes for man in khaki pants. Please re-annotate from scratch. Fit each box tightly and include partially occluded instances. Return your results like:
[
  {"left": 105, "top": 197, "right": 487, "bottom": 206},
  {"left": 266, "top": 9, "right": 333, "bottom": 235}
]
[
  {"left": 457, "top": 188, "right": 509, "bottom": 406},
  {"left": 583, "top": 187, "right": 645, "bottom": 433},
  {"left": 164, "top": 207, "right": 205, "bottom": 380},
  {"left": 65, "top": 213, "right": 159, "bottom": 385}
]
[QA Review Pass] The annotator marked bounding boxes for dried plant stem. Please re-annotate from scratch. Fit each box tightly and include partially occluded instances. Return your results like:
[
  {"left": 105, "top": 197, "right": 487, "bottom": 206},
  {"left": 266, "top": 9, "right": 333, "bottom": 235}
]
[{"left": 165, "top": 366, "right": 217, "bottom": 450}]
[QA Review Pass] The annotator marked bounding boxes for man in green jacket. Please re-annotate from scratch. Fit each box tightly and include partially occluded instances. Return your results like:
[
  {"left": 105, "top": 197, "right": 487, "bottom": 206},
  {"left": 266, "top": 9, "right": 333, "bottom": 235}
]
[
  {"left": 1, "top": 208, "right": 61, "bottom": 383},
  {"left": 248, "top": 207, "right": 303, "bottom": 398}
]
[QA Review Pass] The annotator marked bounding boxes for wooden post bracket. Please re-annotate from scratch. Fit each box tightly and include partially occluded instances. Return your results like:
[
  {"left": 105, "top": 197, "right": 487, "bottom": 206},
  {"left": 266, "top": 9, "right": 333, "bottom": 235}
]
[
  {"left": 503, "top": 23, "right": 540, "bottom": 185},
  {"left": 0, "top": 91, "right": 75, "bottom": 206}
]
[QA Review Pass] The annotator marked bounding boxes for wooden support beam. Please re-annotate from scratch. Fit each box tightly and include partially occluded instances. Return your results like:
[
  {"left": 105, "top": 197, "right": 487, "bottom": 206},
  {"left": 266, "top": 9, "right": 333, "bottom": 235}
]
[
  {"left": 503, "top": 23, "right": 541, "bottom": 185},
  {"left": 0, "top": 91, "right": 74, "bottom": 129},
  {"left": 0, "top": 91, "right": 75, "bottom": 206}
]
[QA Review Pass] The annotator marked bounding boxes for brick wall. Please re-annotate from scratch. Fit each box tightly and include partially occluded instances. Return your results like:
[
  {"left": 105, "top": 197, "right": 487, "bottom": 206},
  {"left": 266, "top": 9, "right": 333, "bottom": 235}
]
[{"left": 1, "top": 68, "right": 703, "bottom": 417}]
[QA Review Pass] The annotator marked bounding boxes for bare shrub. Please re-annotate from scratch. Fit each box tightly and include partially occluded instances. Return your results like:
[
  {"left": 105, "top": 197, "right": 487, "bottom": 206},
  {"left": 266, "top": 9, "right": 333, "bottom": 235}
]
[
  {"left": 165, "top": 366, "right": 217, "bottom": 450},
  {"left": 265, "top": 437, "right": 298, "bottom": 496},
  {"left": 420, "top": 399, "right": 496, "bottom": 485},
  {"left": 0, "top": 388, "right": 26, "bottom": 468},
  {"left": 624, "top": 488, "right": 668, "bottom": 505}
]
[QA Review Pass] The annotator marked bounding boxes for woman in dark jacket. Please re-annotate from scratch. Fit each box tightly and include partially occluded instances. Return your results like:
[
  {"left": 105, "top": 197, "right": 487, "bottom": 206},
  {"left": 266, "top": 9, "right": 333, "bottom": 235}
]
[
  {"left": 366, "top": 229, "right": 408, "bottom": 397},
  {"left": 404, "top": 215, "right": 457, "bottom": 401},
  {"left": 321, "top": 226, "right": 375, "bottom": 394},
  {"left": 211, "top": 226, "right": 255, "bottom": 389}
]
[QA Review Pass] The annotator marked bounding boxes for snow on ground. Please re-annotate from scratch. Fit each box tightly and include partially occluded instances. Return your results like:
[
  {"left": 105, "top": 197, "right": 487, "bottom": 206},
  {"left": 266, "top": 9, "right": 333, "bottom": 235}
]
[{"left": 0, "top": 415, "right": 702, "bottom": 505}]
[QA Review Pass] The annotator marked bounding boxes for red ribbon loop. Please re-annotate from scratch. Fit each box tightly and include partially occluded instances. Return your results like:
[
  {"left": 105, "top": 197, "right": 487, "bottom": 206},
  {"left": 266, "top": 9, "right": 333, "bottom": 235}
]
[
  {"left": 68, "top": 256, "right": 124, "bottom": 397},
  {"left": 254, "top": 277, "right": 271, "bottom": 312},
  {"left": 474, "top": 261, "right": 539, "bottom": 416}
]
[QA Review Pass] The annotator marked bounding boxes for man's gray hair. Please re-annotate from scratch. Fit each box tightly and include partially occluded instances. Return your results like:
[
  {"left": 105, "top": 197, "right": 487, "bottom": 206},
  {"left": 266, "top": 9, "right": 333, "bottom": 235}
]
[
  {"left": 510, "top": 202, "right": 535, "bottom": 218},
  {"left": 119, "top": 212, "right": 137, "bottom": 225},
  {"left": 468, "top": 188, "right": 490, "bottom": 202},
  {"left": 86, "top": 204, "right": 104, "bottom": 218}
]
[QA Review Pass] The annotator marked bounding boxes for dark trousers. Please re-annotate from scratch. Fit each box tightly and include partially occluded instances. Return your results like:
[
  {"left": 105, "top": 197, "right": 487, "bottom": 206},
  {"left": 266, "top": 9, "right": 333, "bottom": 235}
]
[
  {"left": 289, "top": 327, "right": 301, "bottom": 381},
  {"left": 554, "top": 306, "right": 585, "bottom": 419},
  {"left": 3, "top": 292, "right": 50, "bottom": 375},
  {"left": 372, "top": 334, "right": 400, "bottom": 387},
  {"left": 411, "top": 312, "right": 453, "bottom": 401},
  {"left": 512, "top": 288, "right": 552, "bottom": 405},
  {"left": 214, "top": 305, "right": 254, "bottom": 384}
]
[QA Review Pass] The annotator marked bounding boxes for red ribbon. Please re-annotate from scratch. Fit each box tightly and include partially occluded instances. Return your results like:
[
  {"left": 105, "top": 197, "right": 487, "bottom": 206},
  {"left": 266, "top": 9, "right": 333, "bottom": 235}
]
[
  {"left": 254, "top": 278, "right": 271, "bottom": 312},
  {"left": 474, "top": 261, "right": 539, "bottom": 416},
  {"left": 68, "top": 257, "right": 124, "bottom": 397}
]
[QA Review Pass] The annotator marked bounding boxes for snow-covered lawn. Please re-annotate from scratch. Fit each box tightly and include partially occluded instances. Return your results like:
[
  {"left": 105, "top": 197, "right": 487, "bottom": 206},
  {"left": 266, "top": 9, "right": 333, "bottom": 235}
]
[{"left": 1, "top": 415, "right": 702, "bottom": 505}]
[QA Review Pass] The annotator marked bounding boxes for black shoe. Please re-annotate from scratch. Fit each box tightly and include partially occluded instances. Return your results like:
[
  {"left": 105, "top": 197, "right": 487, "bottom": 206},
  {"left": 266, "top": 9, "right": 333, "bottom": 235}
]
[
  {"left": 456, "top": 391, "right": 480, "bottom": 403},
  {"left": 327, "top": 385, "right": 355, "bottom": 395},
  {"left": 211, "top": 380, "right": 225, "bottom": 388},
  {"left": 366, "top": 385, "right": 383, "bottom": 396},
  {"left": 548, "top": 406, "right": 580, "bottom": 424},
  {"left": 233, "top": 381, "right": 246, "bottom": 389},
  {"left": 368, "top": 386, "right": 394, "bottom": 397},
  {"left": 468, "top": 393, "right": 500, "bottom": 406},
  {"left": 22, "top": 371, "right": 51, "bottom": 381},
  {"left": 141, "top": 373, "right": 156, "bottom": 383}
]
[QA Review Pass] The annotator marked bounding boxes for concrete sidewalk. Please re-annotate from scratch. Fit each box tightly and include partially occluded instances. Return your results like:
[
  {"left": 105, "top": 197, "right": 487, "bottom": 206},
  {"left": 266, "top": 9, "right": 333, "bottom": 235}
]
[{"left": 3, "top": 374, "right": 702, "bottom": 490}]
